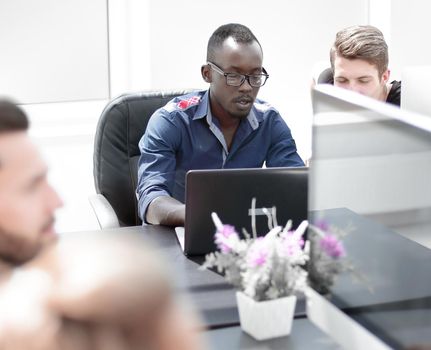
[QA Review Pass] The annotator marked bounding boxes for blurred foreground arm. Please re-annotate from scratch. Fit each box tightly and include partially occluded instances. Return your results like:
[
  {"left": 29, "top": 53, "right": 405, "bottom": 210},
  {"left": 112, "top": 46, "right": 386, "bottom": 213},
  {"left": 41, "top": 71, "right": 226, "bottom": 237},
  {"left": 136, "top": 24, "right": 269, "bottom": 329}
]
[{"left": 0, "top": 233, "right": 205, "bottom": 350}]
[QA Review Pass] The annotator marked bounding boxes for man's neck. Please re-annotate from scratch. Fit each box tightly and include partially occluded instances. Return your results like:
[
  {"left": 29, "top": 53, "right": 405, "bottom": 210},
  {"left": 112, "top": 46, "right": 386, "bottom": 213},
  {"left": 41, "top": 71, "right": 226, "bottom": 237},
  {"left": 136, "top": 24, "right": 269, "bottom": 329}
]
[
  {"left": 210, "top": 103, "right": 241, "bottom": 129},
  {"left": 208, "top": 100, "right": 242, "bottom": 151}
]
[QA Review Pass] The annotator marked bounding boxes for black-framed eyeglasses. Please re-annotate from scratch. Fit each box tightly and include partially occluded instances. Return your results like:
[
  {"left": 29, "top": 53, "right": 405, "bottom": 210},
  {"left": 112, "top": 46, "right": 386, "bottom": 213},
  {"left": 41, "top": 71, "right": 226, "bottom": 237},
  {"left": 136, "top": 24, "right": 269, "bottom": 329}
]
[{"left": 207, "top": 61, "right": 269, "bottom": 88}]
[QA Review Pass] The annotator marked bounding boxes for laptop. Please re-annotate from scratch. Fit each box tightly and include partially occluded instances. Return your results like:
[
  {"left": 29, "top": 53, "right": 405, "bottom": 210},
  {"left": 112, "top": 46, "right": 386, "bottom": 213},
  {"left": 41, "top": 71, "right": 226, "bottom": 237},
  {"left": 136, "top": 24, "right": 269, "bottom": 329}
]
[
  {"left": 175, "top": 167, "right": 308, "bottom": 256},
  {"left": 401, "top": 65, "right": 431, "bottom": 117}
]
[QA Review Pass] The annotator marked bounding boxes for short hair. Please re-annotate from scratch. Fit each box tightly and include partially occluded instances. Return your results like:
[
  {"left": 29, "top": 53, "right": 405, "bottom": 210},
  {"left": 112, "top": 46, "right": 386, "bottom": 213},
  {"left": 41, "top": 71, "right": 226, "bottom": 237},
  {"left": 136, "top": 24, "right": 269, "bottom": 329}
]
[
  {"left": 206, "top": 23, "right": 262, "bottom": 62},
  {"left": 330, "top": 25, "right": 389, "bottom": 77},
  {"left": 0, "top": 99, "right": 29, "bottom": 133}
]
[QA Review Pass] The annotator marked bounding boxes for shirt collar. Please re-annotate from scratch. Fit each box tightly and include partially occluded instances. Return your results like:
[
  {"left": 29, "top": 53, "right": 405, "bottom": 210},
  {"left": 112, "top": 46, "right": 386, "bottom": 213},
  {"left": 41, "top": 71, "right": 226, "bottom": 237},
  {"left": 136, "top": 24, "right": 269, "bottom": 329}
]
[
  {"left": 192, "top": 90, "right": 209, "bottom": 120},
  {"left": 246, "top": 108, "right": 259, "bottom": 130},
  {"left": 195, "top": 90, "right": 261, "bottom": 130}
]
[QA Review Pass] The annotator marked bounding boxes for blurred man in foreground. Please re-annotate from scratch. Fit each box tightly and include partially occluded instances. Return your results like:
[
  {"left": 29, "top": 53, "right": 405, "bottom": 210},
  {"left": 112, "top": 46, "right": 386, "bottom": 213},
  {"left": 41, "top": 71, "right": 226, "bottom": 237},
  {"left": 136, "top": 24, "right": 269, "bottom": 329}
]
[
  {"left": 0, "top": 100, "right": 204, "bottom": 350},
  {"left": 0, "top": 100, "right": 62, "bottom": 265},
  {"left": 0, "top": 232, "right": 204, "bottom": 350}
]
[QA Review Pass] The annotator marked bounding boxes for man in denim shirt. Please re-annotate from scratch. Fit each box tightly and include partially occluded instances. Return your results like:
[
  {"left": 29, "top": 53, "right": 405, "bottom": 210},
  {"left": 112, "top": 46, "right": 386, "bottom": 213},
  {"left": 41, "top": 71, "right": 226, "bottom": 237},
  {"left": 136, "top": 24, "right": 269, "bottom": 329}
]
[{"left": 137, "top": 23, "right": 304, "bottom": 226}]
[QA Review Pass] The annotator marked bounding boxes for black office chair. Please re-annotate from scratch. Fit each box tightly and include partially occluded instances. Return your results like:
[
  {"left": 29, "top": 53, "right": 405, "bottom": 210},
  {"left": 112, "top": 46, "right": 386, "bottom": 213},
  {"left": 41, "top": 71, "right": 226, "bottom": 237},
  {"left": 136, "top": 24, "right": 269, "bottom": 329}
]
[
  {"left": 317, "top": 67, "right": 334, "bottom": 84},
  {"left": 90, "top": 89, "right": 196, "bottom": 228}
]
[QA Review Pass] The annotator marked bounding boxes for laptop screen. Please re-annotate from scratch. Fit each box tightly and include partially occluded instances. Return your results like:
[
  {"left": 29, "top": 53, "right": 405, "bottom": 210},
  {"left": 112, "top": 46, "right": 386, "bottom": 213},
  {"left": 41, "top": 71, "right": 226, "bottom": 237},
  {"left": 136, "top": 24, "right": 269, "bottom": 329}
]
[
  {"left": 308, "top": 85, "right": 431, "bottom": 349},
  {"left": 183, "top": 167, "right": 308, "bottom": 255}
]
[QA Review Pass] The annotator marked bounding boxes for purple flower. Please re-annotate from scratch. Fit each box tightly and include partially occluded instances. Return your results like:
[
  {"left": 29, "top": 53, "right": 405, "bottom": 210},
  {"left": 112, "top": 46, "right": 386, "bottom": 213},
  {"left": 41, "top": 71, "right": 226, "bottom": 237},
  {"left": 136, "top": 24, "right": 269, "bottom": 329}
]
[
  {"left": 247, "top": 238, "right": 269, "bottom": 267},
  {"left": 282, "top": 231, "right": 304, "bottom": 256},
  {"left": 315, "top": 219, "right": 330, "bottom": 232},
  {"left": 214, "top": 224, "right": 238, "bottom": 253},
  {"left": 319, "top": 234, "right": 345, "bottom": 259}
]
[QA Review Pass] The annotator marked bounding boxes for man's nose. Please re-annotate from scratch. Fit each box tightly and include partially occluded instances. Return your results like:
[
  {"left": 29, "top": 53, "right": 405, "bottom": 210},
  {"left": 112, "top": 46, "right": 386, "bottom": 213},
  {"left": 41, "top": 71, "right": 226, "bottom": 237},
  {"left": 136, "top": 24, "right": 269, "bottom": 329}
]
[
  {"left": 345, "top": 82, "right": 355, "bottom": 91},
  {"left": 238, "top": 77, "right": 253, "bottom": 92},
  {"left": 47, "top": 184, "right": 64, "bottom": 211}
]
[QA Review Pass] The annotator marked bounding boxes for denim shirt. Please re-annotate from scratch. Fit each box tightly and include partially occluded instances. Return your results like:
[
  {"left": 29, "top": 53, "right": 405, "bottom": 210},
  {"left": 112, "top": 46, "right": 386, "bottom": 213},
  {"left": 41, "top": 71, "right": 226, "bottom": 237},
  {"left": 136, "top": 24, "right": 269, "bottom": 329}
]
[{"left": 137, "top": 90, "right": 304, "bottom": 220}]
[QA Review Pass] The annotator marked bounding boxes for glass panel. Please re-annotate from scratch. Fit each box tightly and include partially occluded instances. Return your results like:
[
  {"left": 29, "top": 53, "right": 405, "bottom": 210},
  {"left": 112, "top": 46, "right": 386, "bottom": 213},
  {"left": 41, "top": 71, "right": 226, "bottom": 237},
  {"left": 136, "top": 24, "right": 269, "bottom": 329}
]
[{"left": 309, "top": 85, "right": 431, "bottom": 349}]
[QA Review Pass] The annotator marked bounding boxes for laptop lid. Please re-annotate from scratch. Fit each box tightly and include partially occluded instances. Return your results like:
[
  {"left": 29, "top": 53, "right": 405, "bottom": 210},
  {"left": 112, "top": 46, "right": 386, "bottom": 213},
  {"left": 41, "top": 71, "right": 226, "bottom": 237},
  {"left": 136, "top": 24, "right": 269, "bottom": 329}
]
[{"left": 182, "top": 167, "right": 308, "bottom": 256}]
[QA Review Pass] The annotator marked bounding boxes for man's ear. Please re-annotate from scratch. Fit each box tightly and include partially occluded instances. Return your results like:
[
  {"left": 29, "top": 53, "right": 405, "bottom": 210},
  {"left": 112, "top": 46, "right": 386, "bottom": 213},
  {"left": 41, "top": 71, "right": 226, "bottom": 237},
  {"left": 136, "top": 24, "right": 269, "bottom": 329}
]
[
  {"left": 381, "top": 69, "right": 390, "bottom": 84},
  {"left": 201, "top": 65, "right": 211, "bottom": 83}
]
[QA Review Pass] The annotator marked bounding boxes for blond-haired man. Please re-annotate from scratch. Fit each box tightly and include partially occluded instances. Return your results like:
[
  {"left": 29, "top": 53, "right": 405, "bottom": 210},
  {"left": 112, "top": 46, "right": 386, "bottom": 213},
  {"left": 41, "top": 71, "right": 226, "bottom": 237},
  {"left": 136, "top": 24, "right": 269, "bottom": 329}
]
[{"left": 320, "top": 25, "right": 401, "bottom": 106}]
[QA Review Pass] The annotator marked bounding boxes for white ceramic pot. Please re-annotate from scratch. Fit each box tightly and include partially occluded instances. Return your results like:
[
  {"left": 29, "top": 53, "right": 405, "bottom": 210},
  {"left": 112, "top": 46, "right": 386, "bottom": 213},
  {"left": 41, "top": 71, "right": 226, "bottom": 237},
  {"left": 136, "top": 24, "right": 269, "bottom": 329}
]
[{"left": 236, "top": 291, "right": 297, "bottom": 341}]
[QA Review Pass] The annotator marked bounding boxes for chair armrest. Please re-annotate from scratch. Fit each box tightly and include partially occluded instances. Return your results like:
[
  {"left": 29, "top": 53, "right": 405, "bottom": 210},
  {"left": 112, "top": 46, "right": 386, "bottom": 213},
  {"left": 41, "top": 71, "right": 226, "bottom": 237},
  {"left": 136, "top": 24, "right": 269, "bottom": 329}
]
[{"left": 88, "top": 194, "right": 121, "bottom": 229}]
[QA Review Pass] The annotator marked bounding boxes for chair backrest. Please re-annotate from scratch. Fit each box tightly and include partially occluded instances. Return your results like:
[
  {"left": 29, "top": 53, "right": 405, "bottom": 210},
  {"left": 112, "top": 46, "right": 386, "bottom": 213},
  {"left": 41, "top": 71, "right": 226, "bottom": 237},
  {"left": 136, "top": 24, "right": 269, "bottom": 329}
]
[
  {"left": 317, "top": 67, "right": 334, "bottom": 84},
  {"left": 93, "top": 90, "right": 196, "bottom": 226}
]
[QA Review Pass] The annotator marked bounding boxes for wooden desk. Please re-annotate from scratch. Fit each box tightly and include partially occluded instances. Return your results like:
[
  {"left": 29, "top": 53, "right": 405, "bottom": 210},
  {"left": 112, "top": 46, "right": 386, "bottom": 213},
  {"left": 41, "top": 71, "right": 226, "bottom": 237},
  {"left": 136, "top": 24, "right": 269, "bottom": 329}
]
[
  {"left": 310, "top": 208, "right": 431, "bottom": 349},
  {"left": 74, "top": 209, "right": 431, "bottom": 348},
  {"left": 102, "top": 225, "right": 308, "bottom": 328},
  {"left": 205, "top": 318, "right": 340, "bottom": 350},
  {"left": 67, "top": 225, "right": 340, "bottom": 348}
]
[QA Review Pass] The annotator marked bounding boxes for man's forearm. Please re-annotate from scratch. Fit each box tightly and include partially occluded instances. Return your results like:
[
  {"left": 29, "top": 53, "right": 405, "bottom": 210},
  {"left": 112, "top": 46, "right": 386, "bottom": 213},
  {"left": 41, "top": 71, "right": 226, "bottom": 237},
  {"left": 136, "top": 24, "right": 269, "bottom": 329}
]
[{"left": 146, "top": 196, "right": 185, "bottom": 226}]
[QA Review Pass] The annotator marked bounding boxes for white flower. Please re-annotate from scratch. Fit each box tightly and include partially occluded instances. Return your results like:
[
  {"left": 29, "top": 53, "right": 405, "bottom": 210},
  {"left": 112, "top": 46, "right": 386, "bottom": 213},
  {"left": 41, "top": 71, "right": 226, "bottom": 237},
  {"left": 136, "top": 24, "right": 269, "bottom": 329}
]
[{"left": 203, "top": 211, "right": 308, "bottom": 301}]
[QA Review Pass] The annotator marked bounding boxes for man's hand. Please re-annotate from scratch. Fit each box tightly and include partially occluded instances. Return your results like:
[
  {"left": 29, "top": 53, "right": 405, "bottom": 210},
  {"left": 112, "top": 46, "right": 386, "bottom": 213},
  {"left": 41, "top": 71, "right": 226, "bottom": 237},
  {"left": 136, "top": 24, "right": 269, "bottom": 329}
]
[{"left": 146, "top": 196, "right": 186, "bottom": 226}]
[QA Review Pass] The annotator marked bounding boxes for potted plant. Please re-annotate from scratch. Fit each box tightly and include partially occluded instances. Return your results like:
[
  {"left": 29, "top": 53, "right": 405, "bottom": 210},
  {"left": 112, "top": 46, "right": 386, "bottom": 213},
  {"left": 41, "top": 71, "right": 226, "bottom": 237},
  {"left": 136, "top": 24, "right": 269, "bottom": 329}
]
[
  {"left": 201, "top": 199, "right": 356, "bottom": 340},
  {"left": 201, "top": 201, "right": 308, "bottom": 340},
  {"left": 307, "top": 219, "right": 347, "bottom": 295},
  {"left": 307, "top": 218, "right": 368, "bottom": 298}
]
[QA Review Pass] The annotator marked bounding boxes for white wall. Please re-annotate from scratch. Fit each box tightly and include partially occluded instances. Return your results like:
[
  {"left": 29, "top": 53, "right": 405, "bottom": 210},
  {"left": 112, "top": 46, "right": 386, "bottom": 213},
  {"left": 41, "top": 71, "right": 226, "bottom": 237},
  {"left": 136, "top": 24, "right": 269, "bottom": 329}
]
[
  {"left": 0, "top": 0, "right": 109, "bottom": 104},
  {"left": 108, "top": 0, "right": 152, "bottom": 96},
  {"left": 22, "top": 100, "right": 104, "bottom": 233},
  {"left": 144, "top": 0, "right": 369, "bottom": 160},
  {"left": 390, "top": 0, "right": 431, "bottom": 77},
  {"left": 2, "top": 0, "right": 374, "bottom": 233}
]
